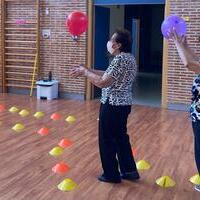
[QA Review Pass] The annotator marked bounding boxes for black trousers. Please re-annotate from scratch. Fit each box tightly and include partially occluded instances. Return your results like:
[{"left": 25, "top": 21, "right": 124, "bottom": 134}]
[
  {"left": 192, "top": 121, "right": 200, "bottom": 174},
  {"left": 98, "top": 101, "right": 138, "bottom": 179}
]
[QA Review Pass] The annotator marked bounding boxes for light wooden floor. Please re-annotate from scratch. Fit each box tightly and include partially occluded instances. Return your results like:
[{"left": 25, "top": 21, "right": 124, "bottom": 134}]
[{"left": 0, "top": 94, "right": 199, "bottom": 200}]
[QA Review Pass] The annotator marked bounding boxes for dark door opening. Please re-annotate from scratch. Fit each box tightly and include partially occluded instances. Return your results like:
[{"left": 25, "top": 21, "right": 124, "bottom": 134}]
[
  {"left": 93, "top": 4, "right": 164, "bottom": 107},
  {"left": 125, "top": 4, "right": 164, "bottom": 106},
  {"left": 94, "top": 6, "right": 110, "bottom": 98}
]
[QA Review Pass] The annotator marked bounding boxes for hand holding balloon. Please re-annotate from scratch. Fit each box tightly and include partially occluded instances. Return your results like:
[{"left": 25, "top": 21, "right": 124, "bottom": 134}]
[
  {"left": 170, "top": 28, "right": 188, "bottom": 47},
  {"left": 161, "top": 15, "right": 187, "bottom": 39}
]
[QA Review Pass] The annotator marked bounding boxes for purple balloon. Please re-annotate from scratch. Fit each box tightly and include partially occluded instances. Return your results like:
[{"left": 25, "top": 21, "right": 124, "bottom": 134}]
[{"left": 161, "top": 15, "right": 187, "bottom": 39}]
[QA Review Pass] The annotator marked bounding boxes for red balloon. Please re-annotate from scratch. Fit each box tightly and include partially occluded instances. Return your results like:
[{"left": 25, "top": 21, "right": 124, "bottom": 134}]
[{"left": 66, "top": 11, "right": 88, "bottom": 37}]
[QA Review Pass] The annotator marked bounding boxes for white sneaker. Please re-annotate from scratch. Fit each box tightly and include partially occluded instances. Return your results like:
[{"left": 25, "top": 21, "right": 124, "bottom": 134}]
[{"left": 194, "top": 185, "right": 200, "bottom": 192}]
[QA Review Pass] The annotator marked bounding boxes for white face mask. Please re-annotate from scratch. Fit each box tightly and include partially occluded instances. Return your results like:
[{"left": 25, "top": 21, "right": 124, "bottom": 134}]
[{"left": 107, "top": 41, "right": 115, "bottom": 55}]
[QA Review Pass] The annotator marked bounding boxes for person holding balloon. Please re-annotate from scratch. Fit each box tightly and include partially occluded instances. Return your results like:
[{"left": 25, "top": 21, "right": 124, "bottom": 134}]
[
  {"left": 70, "top": 28, "right": 139, "bottom": 183},
  {"left": 172, "top": 31, "right": 200, "bottom": 192},
  {"left": 162, "top": 15, "right": 200, "bottom": 192}
]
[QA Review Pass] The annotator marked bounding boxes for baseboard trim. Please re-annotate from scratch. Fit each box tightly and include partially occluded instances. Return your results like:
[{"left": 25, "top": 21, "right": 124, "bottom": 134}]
[
  {"left": 167, "top": 103, "right": 189, "bottom": 111},
  {"left": 5, "top": 88, "right": 85, "bottom": 100}
]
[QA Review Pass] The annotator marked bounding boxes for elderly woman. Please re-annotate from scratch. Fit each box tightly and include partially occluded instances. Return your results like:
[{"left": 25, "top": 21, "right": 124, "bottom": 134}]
[
  {"left": 70, "top": 29, "right": 139, "bottom": 183},
  {"left": 171, "top": 31, "right": 200, "bottom": 192}
]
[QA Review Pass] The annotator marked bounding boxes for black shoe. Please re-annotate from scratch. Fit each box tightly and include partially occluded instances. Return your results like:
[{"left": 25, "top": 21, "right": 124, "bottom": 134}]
[
  {"left": 98, "top": 174, "right": 121, "bottom": 184},
  {"left": 121, "top": 171, "right": 140, "bottom": 181}
]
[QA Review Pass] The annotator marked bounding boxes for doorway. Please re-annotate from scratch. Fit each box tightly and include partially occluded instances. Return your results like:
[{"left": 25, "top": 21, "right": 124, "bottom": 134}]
[{"left": 93, "top": 1, "right": 165, "bottom": 107}]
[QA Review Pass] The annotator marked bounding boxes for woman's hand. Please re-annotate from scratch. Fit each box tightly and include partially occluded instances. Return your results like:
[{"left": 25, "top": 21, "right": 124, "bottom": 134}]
[
  {"left": 69, "top": 65, "right": 88, "bottom": 78},
  {"left": 169, "top": 29, "right": 187, "bottom": 47}
]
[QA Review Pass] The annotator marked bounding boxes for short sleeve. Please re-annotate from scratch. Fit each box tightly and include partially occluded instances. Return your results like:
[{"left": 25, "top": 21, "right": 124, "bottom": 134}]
[{"left": 106, "top": 56, "right": 123, "bottom": 80}]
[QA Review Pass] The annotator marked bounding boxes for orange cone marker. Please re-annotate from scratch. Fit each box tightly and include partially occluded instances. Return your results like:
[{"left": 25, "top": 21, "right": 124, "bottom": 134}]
[
  {"left": 51, "top": 113, "right": 62, "bottom": 121},
  {"left": 58, "top": 139, "right": 73, "bottom": 148},
  {"left": 0, "top": 104, "right": 5, "bottom": 112},
  {"left": 37, "top": 127, "right": 50, "bottom": 136},
  {"left": 52, "top": 162, "right": 70, "bottom": 174},
  {"left": 132, "top": 148, "right": 137, "bottom": 157}
]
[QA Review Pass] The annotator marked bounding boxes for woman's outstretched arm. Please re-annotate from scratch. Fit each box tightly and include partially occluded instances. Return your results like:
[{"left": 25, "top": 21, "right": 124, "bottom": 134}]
[{"left": 171, "top": 30, "right": 200, "bottom": 73}]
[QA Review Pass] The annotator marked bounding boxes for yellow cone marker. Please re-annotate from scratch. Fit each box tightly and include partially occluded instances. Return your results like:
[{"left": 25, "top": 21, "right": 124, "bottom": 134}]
[
  {"left": 136, "top": 160, "right": 151, "bottom": 170},
  {"left": 12, "top": 123, "right": 25, "bottom": 133},
  {"left": 19, "top": 109, "right": 29, "bottom": 117},
  {"left": 156, "top": 176, "right": 176, "bottom": 188},
  {"left": 65, "top": 116, "right": 76, "bottom": 124},
  {"left": 189, "top": 174, "right": 200, "bottom": 185},
  {"left": 9, "top": 106, "right": 19, "bottom": 113},
  {"left": 34, "top": 111, "right": 45, "bottom": 119},
  {"left": 49, "top": 146, "right": 64, "bottom": 157},
  {"left": 57, "top": 178, "right": 78, "bottom": 192}
]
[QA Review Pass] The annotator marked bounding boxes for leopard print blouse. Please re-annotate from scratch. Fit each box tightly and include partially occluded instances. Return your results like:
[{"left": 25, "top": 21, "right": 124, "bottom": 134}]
[{"left": 100, "top": 52, "right": 137, "bottom": 106}]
